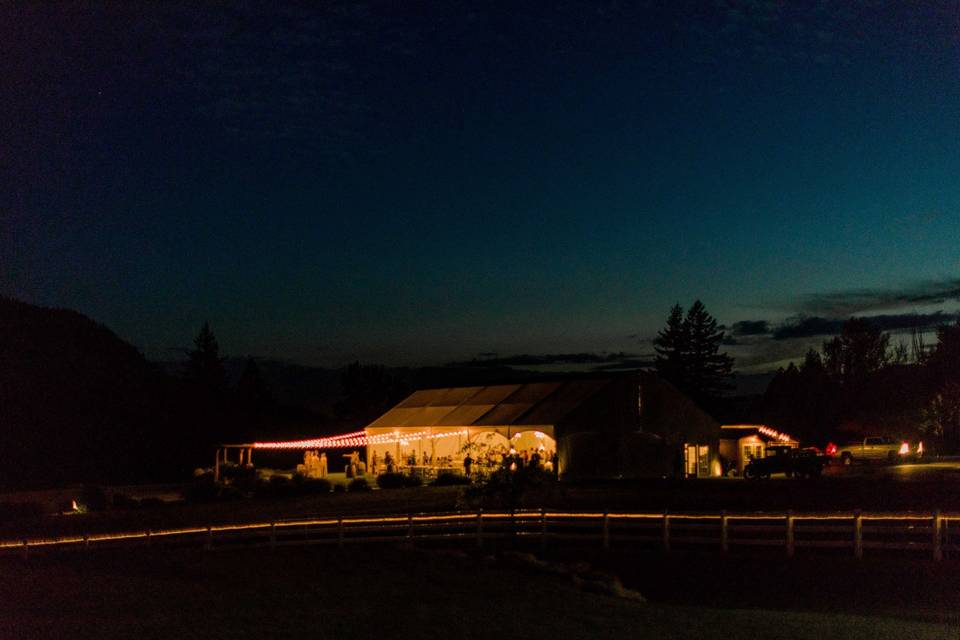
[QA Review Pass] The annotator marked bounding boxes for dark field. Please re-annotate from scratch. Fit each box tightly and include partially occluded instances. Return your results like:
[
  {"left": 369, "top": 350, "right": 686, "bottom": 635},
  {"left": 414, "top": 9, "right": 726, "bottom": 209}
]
[{"left": 2, "top": 545, "right": 957, "bottom": 640}]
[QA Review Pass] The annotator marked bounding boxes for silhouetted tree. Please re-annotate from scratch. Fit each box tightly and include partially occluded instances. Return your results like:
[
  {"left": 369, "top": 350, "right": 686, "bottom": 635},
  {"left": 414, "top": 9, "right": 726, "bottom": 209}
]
[
  {"left": 185, "top": 322, "right": 226, "bottom": 393},
  {"left": 921, "top": 381, "right": 960, "bottom": 454},
  {"left": 654, "top": 304, "right": 688, "bottom": 387},
  {"left": 927, "top": 320, "right": 960, "bottom": 385},
  {"left": 822, "top": 318, "right": 889, "bottom": 389},
  {"left": 654, "top": 300, "right": 734, "bottom": 407},
  {"left": 684, "top": 300, "right": 735, "bottom": 402}
]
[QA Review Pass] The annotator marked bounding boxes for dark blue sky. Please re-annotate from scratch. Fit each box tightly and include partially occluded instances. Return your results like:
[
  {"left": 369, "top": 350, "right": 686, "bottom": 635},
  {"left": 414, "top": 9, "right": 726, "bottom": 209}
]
[{"left": 3, "top": 2, "right": 960, "bottom": 371}]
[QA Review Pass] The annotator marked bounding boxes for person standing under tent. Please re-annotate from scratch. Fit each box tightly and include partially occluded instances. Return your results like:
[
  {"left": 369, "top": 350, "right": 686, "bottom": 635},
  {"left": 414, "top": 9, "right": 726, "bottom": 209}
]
[
  {"left": 319, "top": 452, "right": 328, "bottom": 478},
  {"left": 463, "top": 453, "right": 473, "bottom": 477}
]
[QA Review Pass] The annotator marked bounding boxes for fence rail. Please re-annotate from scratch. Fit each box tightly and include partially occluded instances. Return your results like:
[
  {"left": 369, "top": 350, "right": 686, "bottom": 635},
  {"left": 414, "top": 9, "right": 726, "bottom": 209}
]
[{"left": 2, "top": 509, "right": 958, "bottom": 560}]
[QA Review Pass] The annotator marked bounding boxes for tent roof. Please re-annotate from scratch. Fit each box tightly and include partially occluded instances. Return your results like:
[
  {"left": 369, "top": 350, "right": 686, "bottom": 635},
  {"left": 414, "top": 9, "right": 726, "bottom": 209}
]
[{"left": 365, "top": 379, "right": 616, "bottom": 430}]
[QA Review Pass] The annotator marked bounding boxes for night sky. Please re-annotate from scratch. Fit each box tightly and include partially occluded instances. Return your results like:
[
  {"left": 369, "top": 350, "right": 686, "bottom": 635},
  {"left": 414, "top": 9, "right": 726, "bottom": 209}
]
[{"left": 3, "top": 2, "right": 960, "bottom": 372}]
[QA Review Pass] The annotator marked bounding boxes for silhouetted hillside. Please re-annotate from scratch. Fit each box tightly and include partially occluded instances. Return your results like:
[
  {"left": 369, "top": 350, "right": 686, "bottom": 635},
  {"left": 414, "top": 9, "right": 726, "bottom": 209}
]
[{"left": 0, "top": 297, "right": 199, "bottom": 489}]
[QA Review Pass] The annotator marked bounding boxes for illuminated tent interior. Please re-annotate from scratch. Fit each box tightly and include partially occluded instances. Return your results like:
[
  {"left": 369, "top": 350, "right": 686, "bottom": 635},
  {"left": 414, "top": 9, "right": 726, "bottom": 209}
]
[
  {"left": 219, "top": 372, "right": 720, "bottom": 480},
  {"left": 364, "top": 373, "right": 720, "bottom": 479}
]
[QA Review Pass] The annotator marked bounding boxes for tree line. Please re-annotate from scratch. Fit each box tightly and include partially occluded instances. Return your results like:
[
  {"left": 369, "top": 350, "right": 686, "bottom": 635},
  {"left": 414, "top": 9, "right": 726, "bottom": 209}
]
[
  {"left": 760, "top": 318, "right": 960, "bottom": 453},
  {"left": 650, "top": 300, "right": 960, "bottom": 453}
]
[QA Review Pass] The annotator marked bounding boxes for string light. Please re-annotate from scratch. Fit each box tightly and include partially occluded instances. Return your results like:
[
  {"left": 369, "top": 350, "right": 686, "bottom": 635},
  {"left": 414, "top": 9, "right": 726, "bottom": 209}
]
[{"left": 252, "top": 429, "right": 469, "bottom": 450}]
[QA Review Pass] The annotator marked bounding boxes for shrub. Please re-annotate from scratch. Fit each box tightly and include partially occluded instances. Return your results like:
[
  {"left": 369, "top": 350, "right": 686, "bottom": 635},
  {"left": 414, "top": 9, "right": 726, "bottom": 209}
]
[
  {"left": 431, "top": 472, "right": 471, "bottom": 486},
  {"left": 347, "top": 477, "right": 371, "bottom": 492},
  {"left": 461, "top": 465, "right": 556, "bottom": 510},
  {"left": 403, "top": 474, "right": 423, "bottom": 488},
  {"left": 227, "top": 466, "right": 260, "bottom": 493},
  {"left": 258, "top": 475, "right": 295, "bottom": 499},
  {"left": 78, "top": 485, "right": 108, "bottom": 512},
  {"left": 376, "top": 472, "right": 407, "bottom": 489},
  {"left": 296, "top": 477, "right": 332, "bottom": 495},
  {"left": 332, "top": 483, "right": 346, "bottom": 493}
]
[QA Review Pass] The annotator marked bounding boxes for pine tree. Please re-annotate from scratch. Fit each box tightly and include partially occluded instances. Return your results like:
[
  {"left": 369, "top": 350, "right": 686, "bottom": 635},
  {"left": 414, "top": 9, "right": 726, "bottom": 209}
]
[
  {"left": 653, "top": 301, "right": 734, "bottom": 405},
  {"left": 185, "top": 322, "right": 226, "bottom": 392},
  {"left": 683, "top": 300, "right": 734, "bottom": 402},
  {"left": 654, "top": 304, "right": 688, "bottom": 388}
]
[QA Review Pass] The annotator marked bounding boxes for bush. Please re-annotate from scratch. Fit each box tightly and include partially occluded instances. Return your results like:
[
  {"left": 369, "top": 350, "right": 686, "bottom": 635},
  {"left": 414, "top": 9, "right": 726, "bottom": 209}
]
[
  {"left": 258, "top": 475, "right": 296, "bottom": 499},
  {"left": 376, "top": 472, "right": 408, "bottom": 489},
  {"left": 78, "top": 485, "right": 108, "bottom": 512},
  {"left": 226, "top": 466, "right": 260, "bottom": 493},
  {"left": 403, "top": 474, "right": 423, "bottom": 488},
  {"left": 459, "top": 465, "right": 556, "bottom": 510},
  {"left": 431, "top": 472, "right": 471, "bottom": 486},
  {"left": 296, "top": 477, "right": 332, "bottom": 495},
  {"left": 332, "top": 483, "right": 346, "bottom": 493},
  {"left": 347, "top": 477, "right": 371, "bottom": 492}
]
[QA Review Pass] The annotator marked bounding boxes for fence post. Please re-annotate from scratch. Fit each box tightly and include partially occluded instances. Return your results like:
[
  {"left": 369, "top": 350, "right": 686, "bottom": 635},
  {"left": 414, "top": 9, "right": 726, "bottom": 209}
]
[
  {"left": 270, "top": 521, "right": 276, "bottom": 550},
  {"left": 476, "top": 509, "right": 483, "bottom": 547},
  {"left": 21, "top": 540, "right": 28, "bottom": 560},
  {"left": 541, "top": 508, "right": 548, "bottom": 550},
  {"left": 602, "top": 511, "right": 610, "bottom": 550},
  {"left": 720, "top": 511, "right": 728, "bottom": 553},
  {"left": 407, "top": 514, "right": 414, "bottom": 541},
  {"left": 933, "top": 510, "right": 943, "bottom": 562},
  {"left": 205, "top": 526, "right": 213, "bottom": 551},
  {"left": 785, "top": 511, "right": 794, "bottom": 558},
  {"left": 337, "top": 518, "right": 344, "bottom": 547},
  {"left": 853, "top": 510, "right": 862, "bottom": 559},
  {"left": 662, "top": 511, "right": 671, "bottom": 552},
  {"left": 145, "top": 529, "right": 152, "bottom": 546}
]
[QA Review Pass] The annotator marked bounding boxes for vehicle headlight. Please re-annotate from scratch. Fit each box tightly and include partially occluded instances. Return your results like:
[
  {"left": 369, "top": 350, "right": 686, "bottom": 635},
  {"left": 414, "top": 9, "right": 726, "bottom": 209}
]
[{"left": 898, "top": 442, "right": 909, "bottom": 455}]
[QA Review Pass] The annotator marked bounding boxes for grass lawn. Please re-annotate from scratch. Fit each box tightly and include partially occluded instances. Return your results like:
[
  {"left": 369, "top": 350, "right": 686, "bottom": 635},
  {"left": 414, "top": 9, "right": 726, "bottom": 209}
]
[{"left": 1, "top": 545, "right": 956, "bottom": 640}]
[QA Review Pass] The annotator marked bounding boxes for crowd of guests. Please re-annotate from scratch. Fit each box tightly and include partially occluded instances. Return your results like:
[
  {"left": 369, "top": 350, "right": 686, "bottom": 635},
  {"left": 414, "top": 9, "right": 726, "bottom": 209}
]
[
  {"left": 463, "top": 447, "right": 558, "bottom": 477},
  {"left": 304, "top": 445, "right": 560, "bottom": 480}
]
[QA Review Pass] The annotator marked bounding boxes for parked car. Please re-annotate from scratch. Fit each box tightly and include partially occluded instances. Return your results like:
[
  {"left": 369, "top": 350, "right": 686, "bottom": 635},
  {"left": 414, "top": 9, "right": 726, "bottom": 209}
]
[
  {"left": 833, "top": 436, "right": 923, "bottom": 465},
  {"left": 743, "top": 445, "right": 829, "bottom": 479}
]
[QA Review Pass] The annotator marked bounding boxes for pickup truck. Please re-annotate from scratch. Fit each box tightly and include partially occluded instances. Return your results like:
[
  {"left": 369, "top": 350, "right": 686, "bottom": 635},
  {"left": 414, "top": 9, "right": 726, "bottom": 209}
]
[
  {"left": 743, "top": 445, "right": 830, "bottom": 479},
  {"left": 834, "top": 437, "right": 923, "bottom": 465}
]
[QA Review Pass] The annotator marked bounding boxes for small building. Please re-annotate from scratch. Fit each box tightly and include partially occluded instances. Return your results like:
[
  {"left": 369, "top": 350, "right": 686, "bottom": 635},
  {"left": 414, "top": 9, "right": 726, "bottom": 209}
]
[{"left": 718, "top": 424, "right": 798, "bottom": 475}]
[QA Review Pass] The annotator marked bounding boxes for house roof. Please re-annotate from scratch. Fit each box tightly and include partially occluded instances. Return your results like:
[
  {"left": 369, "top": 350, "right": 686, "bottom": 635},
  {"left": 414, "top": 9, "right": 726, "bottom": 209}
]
[{"left": 365, "top": 378, "right": 615, "bottom": 430}]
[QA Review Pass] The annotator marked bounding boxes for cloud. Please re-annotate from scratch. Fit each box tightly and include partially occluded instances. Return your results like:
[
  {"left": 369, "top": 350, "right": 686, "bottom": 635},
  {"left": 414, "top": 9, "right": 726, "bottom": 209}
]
[
  {"left": 772, "top": 316, "right": 844, "bottom": 340},
  {"left": 797, "top": 279, "right": 960, "bottom": 316},
  {"left": 731, "top": 320, "right": 770, "bottom": 336},
  {"left": 770, "top": 312, "right": 958, "bottom": 340}
]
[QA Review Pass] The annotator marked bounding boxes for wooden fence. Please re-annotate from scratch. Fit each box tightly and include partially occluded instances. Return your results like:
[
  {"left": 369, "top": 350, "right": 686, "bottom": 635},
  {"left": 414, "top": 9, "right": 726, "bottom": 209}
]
[{"left": 2, "top": 509, "right": 958, "bottom": 560}]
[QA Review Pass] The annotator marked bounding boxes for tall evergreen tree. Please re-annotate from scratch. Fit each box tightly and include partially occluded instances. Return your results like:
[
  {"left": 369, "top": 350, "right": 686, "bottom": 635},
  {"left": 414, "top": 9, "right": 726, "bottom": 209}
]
[
  {"left": 683, "top": 300, "right": 734, "bottom": 402},
  {"left": 654, "top": 301, "right": 734, "bottom": 406},
  {"left": 654, "top": 304, "right": 688, "bottom": 388},
  {"left": 185, "top": 322, "right": 226, "bottom": 392}
]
